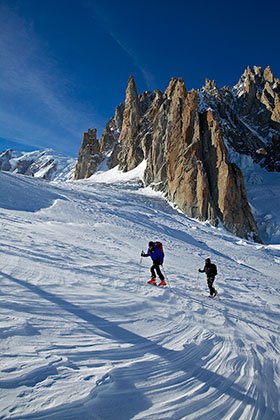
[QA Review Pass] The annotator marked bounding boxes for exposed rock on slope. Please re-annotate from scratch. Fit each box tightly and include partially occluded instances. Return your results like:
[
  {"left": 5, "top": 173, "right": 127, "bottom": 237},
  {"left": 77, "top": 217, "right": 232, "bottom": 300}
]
[
  {"left": 74, "top": 129, "right": 101, "bottom": 179},
  {"left": 75, "top": 67, "right": 280, "bottom": 241},
  {"left": 99, "top": 104, "right": 124, "bottom": 169},
  {"left": 207, "top": 66, "right": 280, "bottom": 169}
]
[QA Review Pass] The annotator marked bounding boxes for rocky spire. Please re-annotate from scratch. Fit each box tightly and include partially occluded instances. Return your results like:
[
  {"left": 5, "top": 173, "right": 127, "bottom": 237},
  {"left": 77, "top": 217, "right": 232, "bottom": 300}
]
[
  {"left": 118, "top": 76, "right": 143, "bottom": 171},
  {"left": 164, "top": 77, "right": 187, "bottom": 100},
  {"left": 74, "top": 129, "right": 101, "bottom": 179},
  {"left": 204, "top": 78, "right": 217, "bottom": 92},
  {"left": 263, "top": 65, "right": 274, "bottom": 83}
]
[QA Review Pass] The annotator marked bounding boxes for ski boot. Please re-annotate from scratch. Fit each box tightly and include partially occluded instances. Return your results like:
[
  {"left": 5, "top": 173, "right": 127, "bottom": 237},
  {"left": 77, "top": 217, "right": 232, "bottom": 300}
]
[
  {"left": 147, "top": 277, "right": 157, "bottom": 285},
  {"left": 158, "top": 279, "right": 167, "bottom": 287}
]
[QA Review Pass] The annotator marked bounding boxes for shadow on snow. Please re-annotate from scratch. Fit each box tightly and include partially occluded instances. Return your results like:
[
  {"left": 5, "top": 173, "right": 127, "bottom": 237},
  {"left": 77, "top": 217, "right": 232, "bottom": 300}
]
[{"left": 0, "top": 271, "right": 266, "bottom": 419}]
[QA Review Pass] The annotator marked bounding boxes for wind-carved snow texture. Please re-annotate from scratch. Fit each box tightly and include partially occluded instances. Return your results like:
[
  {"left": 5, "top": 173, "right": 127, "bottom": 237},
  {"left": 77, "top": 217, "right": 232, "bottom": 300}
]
[{"left": 0, "top": 169, "right": 279, "bottom": 419}]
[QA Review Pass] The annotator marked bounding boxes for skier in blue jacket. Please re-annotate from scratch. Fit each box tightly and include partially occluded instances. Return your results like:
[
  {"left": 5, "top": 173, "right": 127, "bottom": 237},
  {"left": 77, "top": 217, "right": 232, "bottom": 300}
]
[{"left": 141, "top": 241, "right": 166, "bottom": 286}]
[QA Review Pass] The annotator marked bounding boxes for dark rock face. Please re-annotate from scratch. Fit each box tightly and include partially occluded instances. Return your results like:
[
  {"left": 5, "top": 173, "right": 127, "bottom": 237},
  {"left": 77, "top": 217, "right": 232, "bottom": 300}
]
[
  {"left": 203, "top": 65, "right": 280, "bottom": 170},
  {"left": 74, "top": 129, "right": 101, "bottom": 179},
  {"left": 74, "top": 107, "right": 124, "bottom": 179},
  {"left": 0, "top": 150, "right": 13, "bottom": 171},
  {"left": 75, "top": 67, "right": 280, "bottom": 241},
  {"left": 100, "top": 104, "right": 124, "bottom": 169}
]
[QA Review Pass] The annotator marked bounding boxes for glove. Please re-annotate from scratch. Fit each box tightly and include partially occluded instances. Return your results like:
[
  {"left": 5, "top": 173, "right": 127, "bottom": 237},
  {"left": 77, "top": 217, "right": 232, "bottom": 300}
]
[{"left": 141, "top": 251, "right": 145, "bottom": 257}]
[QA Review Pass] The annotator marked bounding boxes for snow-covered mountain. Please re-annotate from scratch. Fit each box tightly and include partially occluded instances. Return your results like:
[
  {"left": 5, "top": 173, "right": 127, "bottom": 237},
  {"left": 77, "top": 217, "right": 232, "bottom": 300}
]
[
  {"left": 0, "top": 167, "right": 279, "bottom": 419},
  {"left": 0, "top": 148, "right": 76, "bottom": 181}
]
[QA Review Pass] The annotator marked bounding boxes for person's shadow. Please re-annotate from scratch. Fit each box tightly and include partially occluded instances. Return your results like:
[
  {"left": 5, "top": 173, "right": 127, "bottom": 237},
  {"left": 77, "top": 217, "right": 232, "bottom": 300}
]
[{"left": 1, "top": 272, "right": 261, "bottom": 419}]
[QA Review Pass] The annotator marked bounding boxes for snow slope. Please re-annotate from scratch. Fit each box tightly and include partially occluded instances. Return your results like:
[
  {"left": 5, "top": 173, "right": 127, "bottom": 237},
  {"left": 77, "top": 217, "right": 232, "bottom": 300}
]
[
  {"left": 227, "top": 149, "right": 280, "bottom": 244},
  {"left": 0, "top": 168, "right": 279, "bottom": 419}
]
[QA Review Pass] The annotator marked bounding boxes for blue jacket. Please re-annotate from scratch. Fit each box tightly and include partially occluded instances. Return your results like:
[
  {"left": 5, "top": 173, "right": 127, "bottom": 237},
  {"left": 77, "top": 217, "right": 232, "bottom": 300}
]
[{"left": 145, "top": 244, "right": 164, "bottom": 264}]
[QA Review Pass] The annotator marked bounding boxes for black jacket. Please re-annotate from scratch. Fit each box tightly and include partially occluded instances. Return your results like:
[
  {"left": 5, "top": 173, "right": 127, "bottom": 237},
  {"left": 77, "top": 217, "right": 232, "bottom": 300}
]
[{"left": 200, "top": 263, "right": 217, "bottom": 278}]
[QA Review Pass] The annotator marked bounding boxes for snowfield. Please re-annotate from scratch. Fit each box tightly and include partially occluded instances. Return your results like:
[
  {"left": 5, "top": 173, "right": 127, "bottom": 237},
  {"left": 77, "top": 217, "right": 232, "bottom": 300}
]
[{"left": 0, "top": 168, "right": 279, "bottom": 419}]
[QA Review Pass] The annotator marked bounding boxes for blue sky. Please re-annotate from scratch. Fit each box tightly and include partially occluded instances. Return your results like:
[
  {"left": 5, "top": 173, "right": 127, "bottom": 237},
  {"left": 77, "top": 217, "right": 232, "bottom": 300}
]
[{"left": 0, "top": 0, "right": 279, "bottom": 156}]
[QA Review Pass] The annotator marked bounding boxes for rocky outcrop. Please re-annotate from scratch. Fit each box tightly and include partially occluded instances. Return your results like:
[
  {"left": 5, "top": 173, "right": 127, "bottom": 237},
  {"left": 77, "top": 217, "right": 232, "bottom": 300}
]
[
  {"left": 74, "top": 106, "right": 125, "bottom": 179},
  {"left": 100, "top": 104, "right": 124, "bottom": 154},
  {"left": 75, "top": 66, "right": 280, "bottom": 241},
  {"left": 227, "top": 66, "right": 280, "bottom": 167},
  {"left": 74, "top": 129, "right": 101, "bottom": 179},
  {"left": 99, "top": 104, "right": 124, "bottom": 169},
  {"left": 0, "top": 149, "right": 13, "bottom": 171},
  {"left": 117, "top": 76, "right": 143, "bottom": 171},
  {"left": 142, "top": 80, "right": 260, "bottom": 241},
  {"left": 236, "top": 66, "right": 280, "bottom": 122}
]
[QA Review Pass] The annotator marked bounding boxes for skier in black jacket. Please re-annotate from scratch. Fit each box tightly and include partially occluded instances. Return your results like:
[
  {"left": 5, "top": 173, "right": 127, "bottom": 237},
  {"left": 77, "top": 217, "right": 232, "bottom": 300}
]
[{"left": 199, "top": 258, "right": 217, "bottom": 297}]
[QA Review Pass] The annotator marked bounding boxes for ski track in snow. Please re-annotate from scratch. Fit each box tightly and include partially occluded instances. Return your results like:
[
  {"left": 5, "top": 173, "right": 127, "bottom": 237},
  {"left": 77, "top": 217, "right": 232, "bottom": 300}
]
[{"left": 0, "top": 172, "right": 279, "bottom": 419}]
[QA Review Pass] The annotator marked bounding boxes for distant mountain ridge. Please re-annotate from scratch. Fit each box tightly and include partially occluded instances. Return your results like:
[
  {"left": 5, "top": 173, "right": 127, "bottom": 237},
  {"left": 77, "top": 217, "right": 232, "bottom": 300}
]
[
  {"left": 74, "top": 66, "right": 280, "bottom": 243},
  {"left": 0, "top": 149, "right": 76, "bottom": 181}
]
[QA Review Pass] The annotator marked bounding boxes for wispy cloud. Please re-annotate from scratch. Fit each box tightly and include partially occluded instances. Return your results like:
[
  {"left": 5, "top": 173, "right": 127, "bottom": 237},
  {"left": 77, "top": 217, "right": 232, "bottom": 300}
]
[
  {"left": 87, "top": 3, "right": 155, "bottom": 89},
  {"left": 109, "top": 32, "right": 155, "bottom": 88},
  {"left": 0, "top": 4, "right": 104, "bottom": 155}
]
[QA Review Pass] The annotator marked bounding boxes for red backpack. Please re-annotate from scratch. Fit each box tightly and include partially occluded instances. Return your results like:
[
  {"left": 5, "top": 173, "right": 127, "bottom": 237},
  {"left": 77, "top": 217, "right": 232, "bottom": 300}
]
[{"left": 155, "top": 241, "right": 164, "bottom": 256}]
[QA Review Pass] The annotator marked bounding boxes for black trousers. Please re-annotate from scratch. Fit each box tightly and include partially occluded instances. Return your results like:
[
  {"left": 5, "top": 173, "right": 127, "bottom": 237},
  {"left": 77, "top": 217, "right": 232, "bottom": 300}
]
[
  {"left": 151, "top": 263, "right": 164, "bottom": 280},
  {"left": 207, "top": 276, "right": 216, "bottom": 295}
]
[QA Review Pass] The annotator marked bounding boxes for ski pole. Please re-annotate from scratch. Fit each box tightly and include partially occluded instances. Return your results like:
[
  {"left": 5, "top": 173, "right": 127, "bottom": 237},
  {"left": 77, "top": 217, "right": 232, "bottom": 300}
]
[
  {"left": 161, "top": 265, "right": 171, "bottom": 288},
  {"left": 137, "top": 256, "right": 143, "bottom": 282},
  {"left": 197, "top": 270, "right": 201, "bottom": 291}
]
